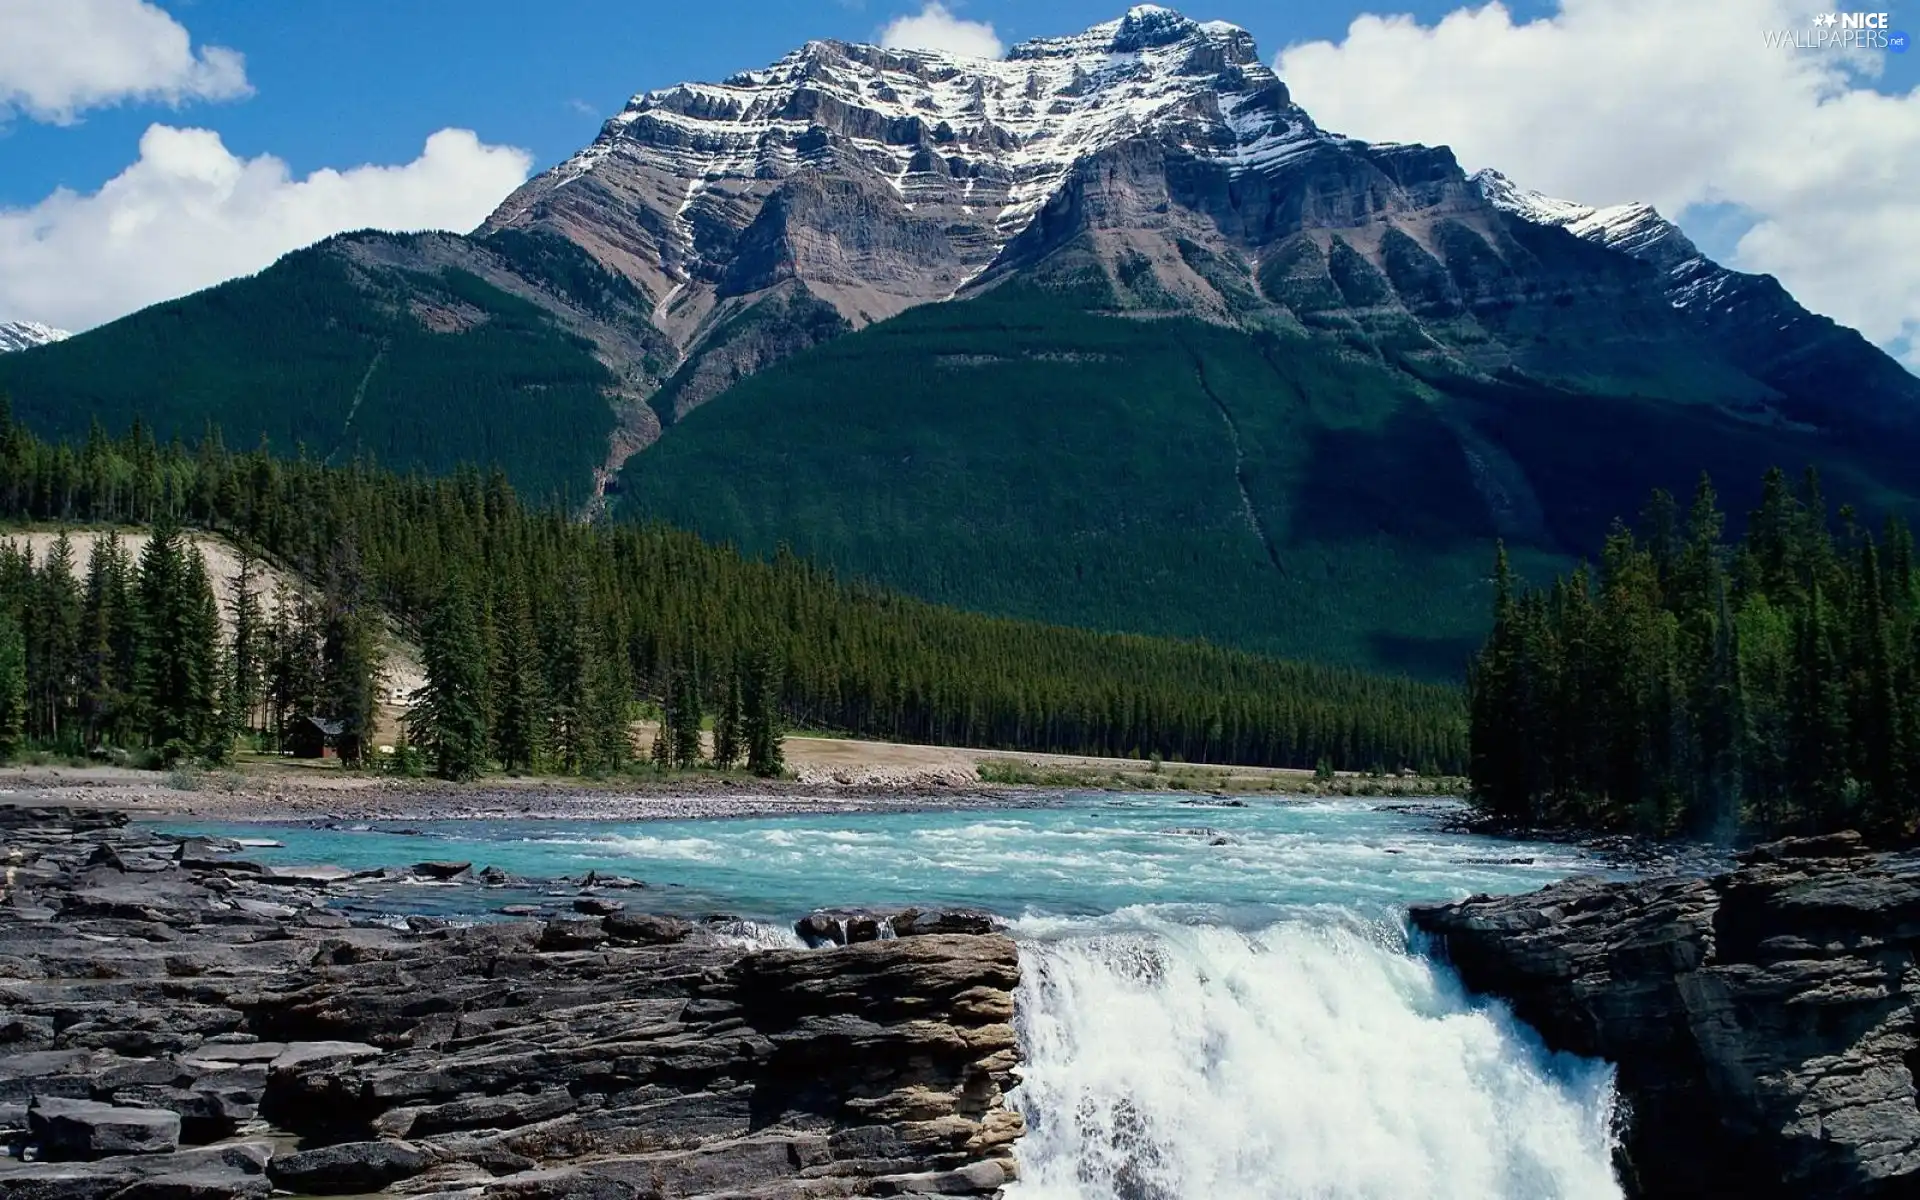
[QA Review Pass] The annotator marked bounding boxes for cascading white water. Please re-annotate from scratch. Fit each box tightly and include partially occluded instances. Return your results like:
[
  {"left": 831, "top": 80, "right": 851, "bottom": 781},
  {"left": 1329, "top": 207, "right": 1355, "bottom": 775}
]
[{"left": 1006, "top": 913, "right": 1623, "bottom": 1200}]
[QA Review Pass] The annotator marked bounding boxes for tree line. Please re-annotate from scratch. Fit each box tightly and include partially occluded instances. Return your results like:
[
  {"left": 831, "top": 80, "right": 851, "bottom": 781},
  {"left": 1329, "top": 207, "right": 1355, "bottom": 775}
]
[
  {"left": 1469, "top": 466, "right": 1920, "bottom": 839},
  {"left": 0, "top": 400, "right": 1467, "bottom": 776}
]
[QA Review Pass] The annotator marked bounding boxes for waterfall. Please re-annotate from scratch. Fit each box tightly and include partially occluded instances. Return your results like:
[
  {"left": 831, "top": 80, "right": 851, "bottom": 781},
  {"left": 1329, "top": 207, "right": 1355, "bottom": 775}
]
[{"left": 1006, "top": 914, "right": 1622, "bottom": 1200}]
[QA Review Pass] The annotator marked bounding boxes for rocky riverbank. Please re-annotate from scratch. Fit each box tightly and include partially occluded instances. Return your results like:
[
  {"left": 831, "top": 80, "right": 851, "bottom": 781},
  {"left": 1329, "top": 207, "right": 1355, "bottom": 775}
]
[
  {"left": 1412, "top": 832, "right": 1920, "bottom": 1199},
  {"left": 0, "top": 806, "right": 1024, "bottom": 1199}
]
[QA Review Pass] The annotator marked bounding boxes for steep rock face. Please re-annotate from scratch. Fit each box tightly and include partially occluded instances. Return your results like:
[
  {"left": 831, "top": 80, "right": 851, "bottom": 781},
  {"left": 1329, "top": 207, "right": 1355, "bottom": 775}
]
[
  {"left": 1411, "top": 834, "right": 1920, "bottom": 1199},
  {"left": 0, "top": 321, "right": 69, "bottom": 354},
  {"left": 1476, "top": 169, "right": 1920, "bottom": 433},
  {"left": 0, "top": 807, "right": 1024, "bottom": 1200}
]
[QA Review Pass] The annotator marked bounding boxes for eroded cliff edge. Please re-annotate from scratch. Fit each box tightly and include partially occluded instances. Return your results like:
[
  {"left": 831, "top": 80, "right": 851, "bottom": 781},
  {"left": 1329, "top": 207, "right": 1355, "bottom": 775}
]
[
  {"left": 0, "top": 807, "right": 1023, "bottom": 1199},
  {"left": 1411, "top": 832, "right": 1920, "bottom": 1199}
]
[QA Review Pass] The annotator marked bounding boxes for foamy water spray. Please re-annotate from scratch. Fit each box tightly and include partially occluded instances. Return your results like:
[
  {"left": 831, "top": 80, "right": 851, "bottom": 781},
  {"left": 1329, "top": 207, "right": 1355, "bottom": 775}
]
[{"left": 1006, "top": 915, "right": 1623, "bottom": 1200}]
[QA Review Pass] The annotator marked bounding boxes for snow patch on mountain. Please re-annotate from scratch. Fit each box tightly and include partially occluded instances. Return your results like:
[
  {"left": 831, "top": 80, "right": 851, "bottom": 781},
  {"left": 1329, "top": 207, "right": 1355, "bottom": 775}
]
[
  {"left": 524, "top": 8, "right": 1320, "bottom": 246},
  {"left": 1472, "top": 168, "right": 1736, "bottom": 315},
  {"left": 0, "top": 321, "right": 71, "bottom": 353}
]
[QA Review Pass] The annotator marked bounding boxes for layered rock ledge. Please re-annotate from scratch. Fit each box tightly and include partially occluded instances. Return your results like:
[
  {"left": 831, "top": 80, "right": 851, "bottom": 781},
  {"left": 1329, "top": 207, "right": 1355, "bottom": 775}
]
[
  {"left": 0, "top": 807, "right": 1024, "bottom": 1199},
  {"left": 1411, "top": 832, "right": 1920, "bottom": 1199}
]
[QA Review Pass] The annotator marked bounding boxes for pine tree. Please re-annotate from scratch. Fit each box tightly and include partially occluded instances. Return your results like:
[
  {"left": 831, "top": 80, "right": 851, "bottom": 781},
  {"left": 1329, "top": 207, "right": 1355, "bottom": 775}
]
[
  {"left": 78, "top": 536, "right": 133, "bottom": 748},
  {"left": 134, "top": 524, "right": 220, "bottom": 759},
  {"left": 712, "top": 663, "right": 744, "bottom": 769},
  {"left": 1468, "top": 542, "right": 1533, "bottom": 824},
  {"left": 543, "top": 591, "right": 590, "bottom": 773},
  {"left": 584, "top": 639, "right": 633, "bottom": 774},
  {"left": 1789, "top": 583, "right": 1851, "bottom": 831},
  {"left": 743, "top": 647, "right": 785, "bottom": 778},
  {"left": 0, "top": 611, "right": 25, "bottom": 761},
  {"left": 32, "top": 534, "right": 82, "bottom": 747},
  {"left": 1851, "top": 540, "right": 1903, "bottom": 830},
  {"left": 489, "top": 576, "right": 544, "bottom": 772},
  {"left": 671, "top": 662, "right": 703, "bottom": 768},
  {"left": 320, "top": 554, "right": 382, "bottom": 767},
  {"left": 224, "top": 552, "right": 263, "bottom": 741},
  {"left": 184, "top": 547, "right": 226, "bottom": 760},
  {"left": 410, "top": 578, "right": 488, "bottom": 781}
]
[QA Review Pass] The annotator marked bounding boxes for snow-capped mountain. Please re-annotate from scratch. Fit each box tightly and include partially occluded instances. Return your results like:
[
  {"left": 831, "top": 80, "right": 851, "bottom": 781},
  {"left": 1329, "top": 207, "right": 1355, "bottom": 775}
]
[
  {"left": 484, "top": 6, "right": 1348, "bottom": 345},
  {"left": 0, "top": 321, "right": 70, "bottom": 354},
  {"left": 10, "top": 5, "right": 1917, "bottom": 520}
]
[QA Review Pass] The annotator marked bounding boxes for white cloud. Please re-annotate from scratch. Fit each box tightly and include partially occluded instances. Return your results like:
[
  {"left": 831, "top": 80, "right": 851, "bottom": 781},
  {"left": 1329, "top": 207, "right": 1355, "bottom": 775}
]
[
  {"left": 0, "top": 0, "right": 250, "bottom": 123},
  {"left": 1276, "top": 0, "right": 1920, "bottom": 369},
  {"left": 0, "top": 124, "right": 534, "bottom": 332},
  {"left": 879, "top": 2, "right": 1004, "bottom": 59}
]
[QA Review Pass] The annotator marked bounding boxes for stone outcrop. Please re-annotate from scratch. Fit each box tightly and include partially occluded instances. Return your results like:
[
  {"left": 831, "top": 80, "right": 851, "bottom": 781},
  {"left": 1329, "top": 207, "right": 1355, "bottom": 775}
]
[
  {"left": 1411, "top": 832, "right": 1920, "bottom": 1199},
  {"left": 0, "top": 807, "right": 1024, "bottom": 1199}
]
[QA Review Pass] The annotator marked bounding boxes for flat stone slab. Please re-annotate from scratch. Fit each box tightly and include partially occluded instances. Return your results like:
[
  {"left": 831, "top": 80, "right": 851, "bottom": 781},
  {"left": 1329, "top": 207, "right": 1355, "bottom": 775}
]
[
  {"left": 267, "top": 1041, "right": 383, "bottom": 1072},
  {"left": 29, "top": 1096, "right": 182, "bottom": 1157}
]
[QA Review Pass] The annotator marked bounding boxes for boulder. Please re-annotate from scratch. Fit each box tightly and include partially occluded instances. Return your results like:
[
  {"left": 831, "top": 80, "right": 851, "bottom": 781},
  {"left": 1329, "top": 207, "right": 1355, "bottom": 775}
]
[
  {"left": 266, "top": 1139, "right": 432, "bottom": 1194},
  {"left": 28, "top": 1097, "right": 182, "bottom": 1158}
]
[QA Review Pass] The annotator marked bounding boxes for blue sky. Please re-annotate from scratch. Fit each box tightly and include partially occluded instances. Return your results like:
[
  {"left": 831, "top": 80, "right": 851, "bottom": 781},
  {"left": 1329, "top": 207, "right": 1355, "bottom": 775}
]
[{"left": 2, "top": 0, "right": 1916, "bottom": 367}]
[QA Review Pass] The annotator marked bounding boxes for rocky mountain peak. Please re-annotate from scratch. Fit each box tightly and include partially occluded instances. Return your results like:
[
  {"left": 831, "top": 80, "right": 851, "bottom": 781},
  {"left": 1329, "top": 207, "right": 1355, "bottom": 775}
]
[
  {"left": 0, "top": 320, "right": 71, "bottom": 353},
  {"left": 478, "top": 9, "right": 1317, "bottom": 345}
]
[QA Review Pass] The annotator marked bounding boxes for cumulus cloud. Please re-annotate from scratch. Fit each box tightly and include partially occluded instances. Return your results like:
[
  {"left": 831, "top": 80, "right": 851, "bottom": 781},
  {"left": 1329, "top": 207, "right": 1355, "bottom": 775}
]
[
  {"left": 1276, "top": 0, "right": 1920, "bottom": 369},
  {"left": 879, "top": 2, "right": 1004, "bottom": 59},
  {"left": 0, "top": 0, "right": 250, "bottom": 123},
  {"left": 0, "top": 125, "right": 534, "bottom": 331}
]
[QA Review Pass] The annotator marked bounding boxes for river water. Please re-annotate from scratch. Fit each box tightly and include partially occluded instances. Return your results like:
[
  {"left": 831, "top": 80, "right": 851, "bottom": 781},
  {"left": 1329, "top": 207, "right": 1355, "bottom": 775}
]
[{"left": 162, "top": 795, "right": 1628, "bottom": 1199}]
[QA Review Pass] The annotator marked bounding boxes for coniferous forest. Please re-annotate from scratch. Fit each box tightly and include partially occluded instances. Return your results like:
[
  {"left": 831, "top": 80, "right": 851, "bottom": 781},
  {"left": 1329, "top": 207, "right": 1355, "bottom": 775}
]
[
  {"left": 1469, "top": 466, "right": 1920, "bottom": 840},
  {"left": 0, "top": 402, "right": 1467, "bottom": 778}
]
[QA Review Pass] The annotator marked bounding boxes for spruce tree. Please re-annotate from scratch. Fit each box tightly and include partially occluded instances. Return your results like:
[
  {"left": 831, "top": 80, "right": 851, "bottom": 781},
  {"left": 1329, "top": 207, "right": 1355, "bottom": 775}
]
[
  {"left": 0, "top": 611, "right": 25, "bottom": 761},
  {"left": 78, "top": 536, "right": 132, "bottom": 748},
  {"left": 671, "top": 663, "right": 703, "bottom": 768},
  {"left": 543, "top": 592, "right": 590, "bottom": 773},
  {"left": 226, "top": 551, "right": 264, "bottom": 742},
  {"left": 712, "top": 663, "right": 744, "bottom": 769},
  {"left": 134, "top": 525, "right": 220, "bottom": 758},
  {"left": 33, "top": 535, "right": 81, "bottom": 746},
  {"left": 410, "top": 578, "right": 488, "bottom": 781},
  {"left": 319, "top": 552, "right": 382, "bottom": 767},
  {"left": 489, "top": 576, "right": 544, "bottom": 772},
  {"left": 584, "top": 640, "right": 633, "bottom": 774},
  {"left": 184, "top": 548, "right": 225, "bottom": 760},
  {"left": 743, "top": 647, "right": 785, "bottom": 778}
]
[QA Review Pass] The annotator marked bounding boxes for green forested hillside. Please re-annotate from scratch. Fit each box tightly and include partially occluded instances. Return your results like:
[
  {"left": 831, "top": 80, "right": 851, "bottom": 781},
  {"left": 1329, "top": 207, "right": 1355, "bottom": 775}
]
[
  {"left": 0, "top": 233, "right": 627, "bottom": 503},
  {"left": 0, "top": 406, "right": 1467, "bottom": 774},
  {"left": 613, "top": 284, "right": 1920, "bottom": 678}
]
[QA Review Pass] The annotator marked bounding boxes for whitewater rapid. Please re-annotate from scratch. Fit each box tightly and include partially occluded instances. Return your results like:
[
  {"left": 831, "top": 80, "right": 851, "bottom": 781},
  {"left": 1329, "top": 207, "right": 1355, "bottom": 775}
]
[{"left": 1006, "top": 913, "right": 1622, "bottom": 1200}]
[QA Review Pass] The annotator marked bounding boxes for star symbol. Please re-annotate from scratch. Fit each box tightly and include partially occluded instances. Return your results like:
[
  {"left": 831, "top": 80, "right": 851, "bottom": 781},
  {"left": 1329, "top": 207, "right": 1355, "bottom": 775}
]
[{"left": 1814, "top": 12, "right": 1837, "bottom": 26}]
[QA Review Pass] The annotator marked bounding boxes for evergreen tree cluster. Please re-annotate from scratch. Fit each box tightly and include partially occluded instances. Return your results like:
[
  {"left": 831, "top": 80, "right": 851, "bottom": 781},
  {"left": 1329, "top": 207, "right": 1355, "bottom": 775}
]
[
  {"left": 0, "top": 524, "right": 388, "bottom": 766},
  {"left": 1469, "top": 467, "right": 1920, "bottom": 839},
  {"left": 0, "top": 401, "right": 1466, "bottom": 775},
  {"left": 0, "top": 524, "right": 227, "bottom": 764}
]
